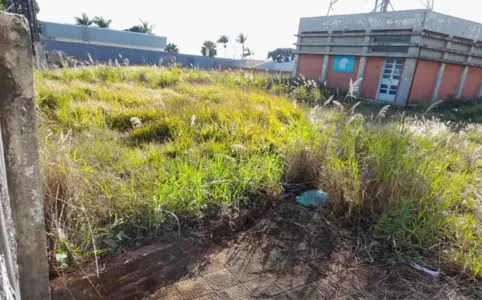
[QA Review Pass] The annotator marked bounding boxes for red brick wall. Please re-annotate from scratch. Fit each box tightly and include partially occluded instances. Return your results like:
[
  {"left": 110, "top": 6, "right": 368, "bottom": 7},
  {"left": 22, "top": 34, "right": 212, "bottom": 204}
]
[
  {"left": 297, "top": 54, "right": 324, "bottom": 80},
  {"left": 360, "top": 57, "right": 384, "bottom": 100},
  {"left": 462, "top": 66, "right": 482, "bottom": 98},
  {"left": 409, "top": 59, "right": 440, "bottom": 103},
  {"left": 437, "top": 63, "right": 464, "bottom": 100},
  {"left": 326, "top": 56, "right": 359, "bottom": 90}
]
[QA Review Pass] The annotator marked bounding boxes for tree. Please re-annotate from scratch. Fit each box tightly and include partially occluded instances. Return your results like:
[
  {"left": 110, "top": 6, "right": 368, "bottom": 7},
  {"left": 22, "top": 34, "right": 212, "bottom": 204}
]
[
  {"left": 3, "top": 0, "right": 39, "bottom": 13},
  {"left": 93, "top": 16, "right": 112, "bottom": 28},
  {"left": 201, "top": 41, "right": 217, "bottom": 57},
  {"left": 74, "top": 13, "right": 93, "bottom": 26},
  {"left": 165, "top": 43, "right": 179, "bottom": 53},
  {"left": 243, "top": 47, "right": 254, "bottom": 59},
  {"left": 236, "top": 33, "right": 248, "bottom": 58},
  {"left": 268, "top": 48, "right": 295, "bottom": 63},
  {"left": 217, "top": 35, "right": 229, "bottom": 58},
  {"left": 125, "top": 20, "right": 154, "bottom": 34}
]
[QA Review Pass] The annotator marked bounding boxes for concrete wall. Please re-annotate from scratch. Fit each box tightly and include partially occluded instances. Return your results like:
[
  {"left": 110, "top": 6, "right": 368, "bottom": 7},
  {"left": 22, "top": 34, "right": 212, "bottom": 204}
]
[
  {"left": 41, "top": 21, "right": 167, "bottom": 50},
  {"left": 298, "top": 10, "right": 426, "bottom": 34},
  {"left": 0, "top": 13, "right": 50, "bottom": 300},
  {"left": 41, "top": 39, "right": 262, "bottom": 70}
]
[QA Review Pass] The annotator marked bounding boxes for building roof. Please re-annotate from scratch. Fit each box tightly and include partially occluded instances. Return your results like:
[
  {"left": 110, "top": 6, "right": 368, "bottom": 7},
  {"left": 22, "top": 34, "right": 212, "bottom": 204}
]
[
  {"left": 41, "top": 21, "right": 167, "bottom": 51},
  {"left": 298, "top": 10, "right": 482, "bottom": 42}
]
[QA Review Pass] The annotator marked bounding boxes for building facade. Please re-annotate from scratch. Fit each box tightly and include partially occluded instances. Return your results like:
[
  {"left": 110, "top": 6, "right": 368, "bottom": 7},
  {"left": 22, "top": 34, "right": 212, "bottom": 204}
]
[{"left": 294, "top": 10, "right": 482, "bottom": 105}]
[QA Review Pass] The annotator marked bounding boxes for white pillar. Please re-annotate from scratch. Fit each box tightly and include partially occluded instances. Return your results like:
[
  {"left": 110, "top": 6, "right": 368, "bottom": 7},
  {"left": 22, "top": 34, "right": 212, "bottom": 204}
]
[{"left": 432, "top": 62, "right": 446, "bottom": 102}]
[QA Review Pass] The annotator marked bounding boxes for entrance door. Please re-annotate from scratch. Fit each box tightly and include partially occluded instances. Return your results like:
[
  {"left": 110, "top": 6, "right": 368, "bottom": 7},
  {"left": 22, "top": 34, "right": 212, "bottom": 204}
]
[{"left": 377, "top": 58, "right": 403, "bottom": 102}]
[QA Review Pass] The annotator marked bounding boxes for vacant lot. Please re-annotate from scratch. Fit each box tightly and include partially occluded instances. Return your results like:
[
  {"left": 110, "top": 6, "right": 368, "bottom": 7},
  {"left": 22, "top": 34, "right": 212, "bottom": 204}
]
[{"left": 36, "top": 66, "right": 482, "bottom": 282}]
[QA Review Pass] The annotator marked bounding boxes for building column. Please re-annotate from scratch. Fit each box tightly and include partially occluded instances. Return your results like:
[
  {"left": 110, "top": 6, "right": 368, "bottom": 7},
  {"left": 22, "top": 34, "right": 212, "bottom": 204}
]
[
  {"left": 292, "top": 34, "right": 302, "bottom": 77},
  {"left": 456, "top": 66, "right": 469, "bottom": 98},
  {"left": 354, "top": 35, "right": 371, "bottom": 96},
  {"left": 432, "top": 63, "right": 446, "bottom": 102},
  {"left": 320, "top": 54, "right": 330, "bottom": 83},
  {"left": 456, "top": 45, "right": 474, "bottom": 98},
  {"left": 478, "top": 84, "right": 482, "bottom": 98},
  {"left": 320, "top": 35, "right": 332, "bottom": 83},
  {"left": 397, "top": 58, "right": 417, "bottom": 106},
  {"left": 432, "top": 41, "right": 451, "bottom": 102}
]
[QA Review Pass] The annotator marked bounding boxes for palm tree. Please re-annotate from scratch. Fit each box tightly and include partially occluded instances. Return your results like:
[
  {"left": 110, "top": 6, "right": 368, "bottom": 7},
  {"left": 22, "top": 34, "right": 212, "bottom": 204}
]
[
  {"left": 74, "top": 13, "right": 93, "bottom": 26},
  {"left": 243, "top": 47, "right": 254, "bottom": 58},
  {"left": 217, "top": 35, "right": 229, "bottom": 58},
  {"left": 125, "top": 20, "right": 154, "bottom": 34},
  {"left": 165, "top": 43, "right": 179, "bottom": 53},
  {"left": 93, "top": 16, "right": 112, "bottom": 28},
  {"left": 201, "top": 41, "right": 217, "bottom": 57},
  {"left": 236, "top": 33, "right": 248, "bottom": 58}
]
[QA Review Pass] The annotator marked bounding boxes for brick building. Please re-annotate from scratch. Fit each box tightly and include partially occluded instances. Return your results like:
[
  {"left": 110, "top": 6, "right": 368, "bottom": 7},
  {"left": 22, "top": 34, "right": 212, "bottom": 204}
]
[{"left": 294, "top": 10, "right": 482, "bottom": 105}]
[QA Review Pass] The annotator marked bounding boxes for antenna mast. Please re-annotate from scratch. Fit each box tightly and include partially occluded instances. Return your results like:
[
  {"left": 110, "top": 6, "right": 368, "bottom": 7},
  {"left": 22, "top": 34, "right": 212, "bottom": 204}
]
[
  {"left": 327, "top": 0, "right": 340, "bottom": 16},
  {"left": 374, "top": 0, "right": 392, "bottom": 12}
]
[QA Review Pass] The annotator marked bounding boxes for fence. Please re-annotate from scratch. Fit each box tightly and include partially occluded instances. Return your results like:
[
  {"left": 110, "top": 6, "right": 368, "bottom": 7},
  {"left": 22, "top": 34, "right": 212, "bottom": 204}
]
[{"left": 0, "top": 13, "right": 50, "bottom": 300}]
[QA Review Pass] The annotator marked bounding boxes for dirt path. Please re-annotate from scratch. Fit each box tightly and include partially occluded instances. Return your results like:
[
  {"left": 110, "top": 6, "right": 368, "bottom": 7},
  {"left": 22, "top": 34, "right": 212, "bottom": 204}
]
[
  {"left": 143, "top": 202, "right": 477, "bottom": 300},
  {"left": 51, "top": 201, "right": 480, "bottom": 300}
]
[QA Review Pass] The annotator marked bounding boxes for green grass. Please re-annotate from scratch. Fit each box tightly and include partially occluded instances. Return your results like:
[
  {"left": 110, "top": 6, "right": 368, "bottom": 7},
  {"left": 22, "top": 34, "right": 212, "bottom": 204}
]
[{"left": 36, "top": 66, "right": 482, "bottom": 279}]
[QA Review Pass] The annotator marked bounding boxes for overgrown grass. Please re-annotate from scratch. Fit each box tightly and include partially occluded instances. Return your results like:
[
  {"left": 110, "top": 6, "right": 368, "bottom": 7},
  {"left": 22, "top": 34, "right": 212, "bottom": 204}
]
[{"left": 36, "top": 66, "right": 482, "bottom": 279}]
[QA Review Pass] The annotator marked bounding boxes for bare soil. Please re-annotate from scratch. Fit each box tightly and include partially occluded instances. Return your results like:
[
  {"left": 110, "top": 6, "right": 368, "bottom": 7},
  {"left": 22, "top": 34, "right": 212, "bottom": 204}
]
[{"left": 50, "top": 199, "right": 482, "bottom": 300}]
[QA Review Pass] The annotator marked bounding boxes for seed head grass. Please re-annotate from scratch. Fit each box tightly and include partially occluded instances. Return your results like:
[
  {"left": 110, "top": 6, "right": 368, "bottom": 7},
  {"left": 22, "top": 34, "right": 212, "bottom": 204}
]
[{"left": 36, "top": 66, "right": 482, "bottom": 279}]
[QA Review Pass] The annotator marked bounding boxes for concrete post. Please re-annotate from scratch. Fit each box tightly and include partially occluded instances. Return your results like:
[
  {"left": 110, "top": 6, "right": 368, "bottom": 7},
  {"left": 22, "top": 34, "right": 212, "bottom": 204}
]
[
  {"left": 320, "top": 55, "right": 330, "bottom": 83},
  {"left": 0, "top": 13, "right": 50, "bottom": 300},
  {"left": 432, "top": 62, "right": 446, "bottom": 102},
  {"left": 432, "top": 41, "right": 451, "bottom": 102},
  {"left": 457, "top": 66, "right": 469, "bottom": 98},
  {"left": 355, "top": 35, "right": 371, "bottom": 96},
  {"left": 320, "top": 35, "right": 332, "bottom": 83},
  {"left": 456, "top": 45, "right": 474, "bottom": 98},
  {"left": 397, "top": 58, "right": 417, "bottom": 106}
]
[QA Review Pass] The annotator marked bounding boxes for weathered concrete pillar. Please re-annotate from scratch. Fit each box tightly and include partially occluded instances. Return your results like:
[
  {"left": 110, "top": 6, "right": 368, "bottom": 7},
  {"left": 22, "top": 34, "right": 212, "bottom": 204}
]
[
  {"left": 457, "top": 45, "right": 474, "bottom": 99},
  {"left": 432, "top": 40, "right": 451, "bottom": 102},
  {"left": 397, "top": 58, "right": 417, "bottom": 106},
  {"left": 0, "top": 13, "right": 50, "bottom": 300},
  {"left": 320, "top": 55, "right": 330, "bottom": 83},
  {"left": 432, "top": 62, "right": 446, "bottom": 102}
]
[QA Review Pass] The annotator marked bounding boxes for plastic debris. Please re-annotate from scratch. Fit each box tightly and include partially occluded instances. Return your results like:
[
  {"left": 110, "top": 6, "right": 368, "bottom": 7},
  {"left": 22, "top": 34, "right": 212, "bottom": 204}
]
[
  {"left": 409, "top": 262, "right": 440, "bottom": 277},
  {"left": 130, "top": 117, "right": 142, "bottom": 127},
  {"left": 296, "top": 190, "right": 329, "bottom": 208}
]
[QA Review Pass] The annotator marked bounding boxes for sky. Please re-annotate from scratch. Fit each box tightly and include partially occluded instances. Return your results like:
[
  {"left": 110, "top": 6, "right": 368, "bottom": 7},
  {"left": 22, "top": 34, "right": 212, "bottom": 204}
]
[{"left": 37, "top": 0, "right": 479, "bottom": 60}]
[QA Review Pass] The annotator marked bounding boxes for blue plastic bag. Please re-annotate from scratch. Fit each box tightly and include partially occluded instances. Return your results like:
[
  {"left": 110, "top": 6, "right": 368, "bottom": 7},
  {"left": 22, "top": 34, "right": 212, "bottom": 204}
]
[{"left": 296, "top": 190, "right": 329, "bottom": 208}]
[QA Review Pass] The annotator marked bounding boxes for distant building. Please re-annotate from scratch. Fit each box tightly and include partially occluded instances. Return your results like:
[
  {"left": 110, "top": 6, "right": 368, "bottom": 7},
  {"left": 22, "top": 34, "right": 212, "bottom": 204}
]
[
  {"left": 40, "top": 21, "right": 167, "bottom": 63},
  {"left": 40, "top": 21, "right": 265, "bottom": 70},
  {"left": 294, "top": 10, "right": 482, "bottom": 105}
]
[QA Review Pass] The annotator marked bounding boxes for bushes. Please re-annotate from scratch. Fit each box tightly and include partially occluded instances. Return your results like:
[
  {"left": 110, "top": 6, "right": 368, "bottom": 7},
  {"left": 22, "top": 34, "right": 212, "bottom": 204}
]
[{"left": 287, "top": 108, "right": 481, "bottom": 277}]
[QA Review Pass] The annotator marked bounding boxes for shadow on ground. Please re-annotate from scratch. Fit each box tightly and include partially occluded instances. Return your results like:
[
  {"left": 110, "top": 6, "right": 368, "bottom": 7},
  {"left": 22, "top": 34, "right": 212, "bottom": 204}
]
[{"left": 51, "top": 200, "right": 482, "bottom": 300}]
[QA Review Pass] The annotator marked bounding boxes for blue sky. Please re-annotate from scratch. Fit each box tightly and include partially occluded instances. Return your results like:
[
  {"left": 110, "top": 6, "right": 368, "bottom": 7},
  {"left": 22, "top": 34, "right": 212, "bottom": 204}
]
[{"left": 37, "top": 0, "right": 479, "bottom": 60}]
